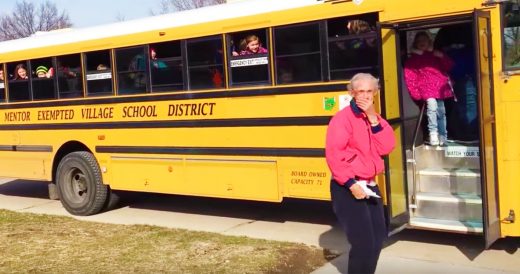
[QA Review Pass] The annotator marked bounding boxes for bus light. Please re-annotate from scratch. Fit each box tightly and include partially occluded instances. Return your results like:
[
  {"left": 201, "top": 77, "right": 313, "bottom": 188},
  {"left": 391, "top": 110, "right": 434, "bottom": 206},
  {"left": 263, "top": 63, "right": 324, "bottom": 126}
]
[
  {"left": 98, "top": 135, "right": 105, "bottom": 140},
  {"left": 159, "top": 31, "right": 166, "bottom": 36}
]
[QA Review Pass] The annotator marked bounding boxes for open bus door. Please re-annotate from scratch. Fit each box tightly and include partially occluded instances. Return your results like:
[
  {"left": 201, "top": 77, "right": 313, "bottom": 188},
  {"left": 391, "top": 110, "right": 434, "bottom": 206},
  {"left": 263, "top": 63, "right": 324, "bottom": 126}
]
[
  {"left": 474, "top": 10, "right": 501, "bottom": 248},
  {"left": 376, "top": 22, "right": 410, "bottom": 235}
]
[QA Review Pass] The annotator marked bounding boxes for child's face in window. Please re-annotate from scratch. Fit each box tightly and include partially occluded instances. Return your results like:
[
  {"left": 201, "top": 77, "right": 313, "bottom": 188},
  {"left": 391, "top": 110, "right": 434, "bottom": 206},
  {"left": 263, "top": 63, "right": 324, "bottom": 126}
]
[
  {"left": 415, "top": 35, "right": 431, "bottom": 51},
  {"left": 17, "top": 68, "right": 27, "bottom": 78},
  {"left": 247, "top": 39, "right": 260, "bottom": 53},
  {"left": 0, "top": 70, "right": 4, "bottom": 80}
]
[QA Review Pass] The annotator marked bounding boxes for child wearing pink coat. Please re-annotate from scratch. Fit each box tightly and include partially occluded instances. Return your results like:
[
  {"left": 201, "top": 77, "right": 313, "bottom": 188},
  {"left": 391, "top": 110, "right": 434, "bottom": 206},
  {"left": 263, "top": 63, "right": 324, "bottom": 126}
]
[{"left": 404, "top": 31, "right": 454, "bottom": 145}]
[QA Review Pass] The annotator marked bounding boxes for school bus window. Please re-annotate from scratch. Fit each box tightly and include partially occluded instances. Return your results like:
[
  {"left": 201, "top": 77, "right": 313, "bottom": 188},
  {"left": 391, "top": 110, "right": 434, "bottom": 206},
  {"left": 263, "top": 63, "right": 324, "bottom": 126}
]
[
  {"left": 116, "top": 46, "right": 149, "bottom": 95},
  {"left": 228, "top": 29, "right": 270, "bottom": 86},
  {"left": 274, "top": 22, "right": 322, "bottom": 85},
  {"left": 503, "top": 2, "right": 520, "bottom": 70},
  {"left": 149, "top": 41, "right": 184, "bottom": 92},
  {"left": 327, "top": 15, "right": 379, "bottom": 80},
  {"left": 56, "top": 54, "right": 83, "bottom": 99},
  {"left": 85, "top": 50, "right": 113, "bottom": 96},
  {"left": 0, "top": 65, "right": 5, "bottom": 102},
  {"left": 7, "top": 61, "right": 31, "bottom": 102},
  {"left": 187, "top": 35, "right": 224, "bottom": 90},
  {"left": 31, "top": 57, "right": 56, "bottom": 101}
]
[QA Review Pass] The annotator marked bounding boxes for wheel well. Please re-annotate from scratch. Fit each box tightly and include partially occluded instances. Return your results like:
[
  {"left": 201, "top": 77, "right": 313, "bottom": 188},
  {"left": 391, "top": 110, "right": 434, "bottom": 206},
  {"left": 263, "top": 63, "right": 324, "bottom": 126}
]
[{"left": 52, "top": 141, "right": 91, "bottom": 183}]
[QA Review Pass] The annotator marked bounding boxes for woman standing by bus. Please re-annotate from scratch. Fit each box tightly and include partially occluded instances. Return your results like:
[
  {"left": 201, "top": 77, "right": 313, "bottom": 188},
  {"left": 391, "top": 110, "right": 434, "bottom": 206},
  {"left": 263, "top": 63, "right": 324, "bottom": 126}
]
[{"left": 325, "top": 73, "right": 396, "bottom": 274}]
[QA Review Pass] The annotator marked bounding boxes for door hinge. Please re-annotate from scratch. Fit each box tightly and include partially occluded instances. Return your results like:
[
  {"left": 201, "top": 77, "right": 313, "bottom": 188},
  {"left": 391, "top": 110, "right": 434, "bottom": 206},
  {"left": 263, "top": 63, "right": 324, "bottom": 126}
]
[{"left": 502, "top": 209, "right": 516, "bottom": 224}]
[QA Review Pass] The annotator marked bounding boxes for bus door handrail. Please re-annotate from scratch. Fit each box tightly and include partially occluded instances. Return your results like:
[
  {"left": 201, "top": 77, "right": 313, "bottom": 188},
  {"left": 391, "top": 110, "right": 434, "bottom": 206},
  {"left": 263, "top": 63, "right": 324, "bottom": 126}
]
[{"left": 410, "top": 102, "right": 426, "bottom": 210}]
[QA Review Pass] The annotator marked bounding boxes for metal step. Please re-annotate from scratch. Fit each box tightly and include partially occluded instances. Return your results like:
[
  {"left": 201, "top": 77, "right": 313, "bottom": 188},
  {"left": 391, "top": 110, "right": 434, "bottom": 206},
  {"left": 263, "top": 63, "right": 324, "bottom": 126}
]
[
  {"left": 410, "top": 217, "right": 483, "bottom": 234},
  {"left": 414, "top": 144, "right": 480, "bottom": 170},
  {"left": 414, "top": 192, "right": 482, "bottom": 222},
  {"left": 418, "top": 167, "right": 481, "bottom": 195}
]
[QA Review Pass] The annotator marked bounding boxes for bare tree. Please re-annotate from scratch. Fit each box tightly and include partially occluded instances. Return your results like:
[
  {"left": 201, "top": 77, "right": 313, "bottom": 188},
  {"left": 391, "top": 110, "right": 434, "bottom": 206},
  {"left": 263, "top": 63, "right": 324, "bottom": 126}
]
[
  {"left": 153, "top": 0, "right": 226, "bottom": 15},
  {"left": 115, "top": 12, "right": 126, "bottom": 22},
  {"left": 0, "top": 0, "right": 72, "bottom": 41}
]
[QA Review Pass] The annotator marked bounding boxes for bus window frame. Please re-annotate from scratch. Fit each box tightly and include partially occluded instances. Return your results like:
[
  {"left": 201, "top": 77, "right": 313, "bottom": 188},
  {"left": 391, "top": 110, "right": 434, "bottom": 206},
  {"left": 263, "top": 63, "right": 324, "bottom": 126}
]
[
  {"left": 31, "top": 56, "right": 57, "bottom": 101},
  {"left": 0, "top": 63, "right": 6, "bottom": 103},
  {"left": 115, "top": 45, "right": 150, "bottom": 95},
  {"left": 326, "top": 15, "right": 380, "bottom": 81},
  {"left": 273, "top": 21, "right": 325, "bottom": 85},
  {"left": 501, "top": 1, "right": 520, "bottom": 72},
  {"left": 186, "top": 35, "right": 225, "bottom": 91},
  {"left": 149, "top": 40, "right": 185, "bottom": 92},
  {"left": 83, "top": 50, "right": 115, "bottom": 97},
  {"left": 55, "top": 53, "right": 84, "bottom": 99},
  {"left": 7, "top": 60, "right": 32, "bottom": 102},
  {"left": 226, "top": 28, "right": 272, "bottom": 87}
]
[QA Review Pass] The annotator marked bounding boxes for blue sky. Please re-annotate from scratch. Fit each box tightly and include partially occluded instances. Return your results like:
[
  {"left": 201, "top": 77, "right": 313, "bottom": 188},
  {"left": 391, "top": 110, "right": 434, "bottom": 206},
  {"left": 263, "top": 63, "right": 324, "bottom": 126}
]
[{"left": 0, "top": 0, "right": 164, "bottom": 28}]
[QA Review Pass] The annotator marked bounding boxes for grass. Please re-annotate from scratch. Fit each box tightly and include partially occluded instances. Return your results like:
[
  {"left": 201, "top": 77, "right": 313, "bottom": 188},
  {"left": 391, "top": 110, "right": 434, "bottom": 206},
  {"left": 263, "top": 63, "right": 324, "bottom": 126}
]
[{"left": 0, "top": 209, "right": 328, "bottom": 273}]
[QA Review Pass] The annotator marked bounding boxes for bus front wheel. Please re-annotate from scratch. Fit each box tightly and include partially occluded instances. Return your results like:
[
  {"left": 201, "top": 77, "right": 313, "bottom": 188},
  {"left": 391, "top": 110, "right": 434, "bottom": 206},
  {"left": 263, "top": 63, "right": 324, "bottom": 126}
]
[{"left": 56, "top": 151, "right": 108, "bottom": 216}]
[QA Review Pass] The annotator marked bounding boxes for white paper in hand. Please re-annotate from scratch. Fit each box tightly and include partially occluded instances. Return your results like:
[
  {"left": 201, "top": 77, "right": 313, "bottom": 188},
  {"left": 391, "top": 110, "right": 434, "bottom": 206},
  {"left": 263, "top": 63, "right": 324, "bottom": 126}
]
[{"left": 355, "top": 181, "right": 381, "bottom": 198}]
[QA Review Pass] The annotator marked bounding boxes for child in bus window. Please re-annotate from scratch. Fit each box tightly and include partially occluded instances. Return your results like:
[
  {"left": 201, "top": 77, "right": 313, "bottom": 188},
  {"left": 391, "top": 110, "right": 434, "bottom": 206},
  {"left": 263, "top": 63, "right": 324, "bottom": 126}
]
[
  {"left": 150, "top": 48, "right": 167, "bottom": 69},
  {"left": 56, "top": 61, "right": 75, "bottom": 78},
  {"left": 0, "top": 69, "right": 4, "bottom": 81},
  {"left": 404, "top": 31, "right": 455, "bottom": 146},
  {"left": 342, "top": 19, "right": 376, "bottom": 49},
  {"left": 239, "top": 35, "right": 267, "bottom": 55},
  {"left": 13, "top": 64, "right": 28, "bottom": 80},
  {"left": 97, "top": 64, "right": 108, "bottom": 71},
  {"left": 277, "top": 68, "right": 294, "bottom": 84},
  {"left": 347, "top": 19, "right": 372, "bottom": 35},
  {"left": 36, "top": 66, "right": 51, "bottom": 78}
]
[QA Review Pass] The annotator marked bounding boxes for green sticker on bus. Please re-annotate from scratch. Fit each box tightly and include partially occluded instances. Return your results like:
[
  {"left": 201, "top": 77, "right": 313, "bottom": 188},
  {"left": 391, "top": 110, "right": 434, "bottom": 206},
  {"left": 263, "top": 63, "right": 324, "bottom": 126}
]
[{"left": 324, "top": 97, "right": 336, "bottom": 111}]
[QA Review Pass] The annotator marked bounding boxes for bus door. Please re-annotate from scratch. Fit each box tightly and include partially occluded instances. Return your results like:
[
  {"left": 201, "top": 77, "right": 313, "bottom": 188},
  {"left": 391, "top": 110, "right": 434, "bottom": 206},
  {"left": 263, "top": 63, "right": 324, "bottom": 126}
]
[
  {"left": 474, "top": 10, "right": 500, "bottom": 248},
  {"left": 376, "top": 22, "right": 409, "bottom": 235}
]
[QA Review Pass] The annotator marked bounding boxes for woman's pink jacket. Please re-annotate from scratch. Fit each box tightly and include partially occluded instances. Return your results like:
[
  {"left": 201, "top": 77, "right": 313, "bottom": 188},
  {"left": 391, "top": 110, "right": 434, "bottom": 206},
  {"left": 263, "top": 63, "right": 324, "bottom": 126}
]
[{"left": 325, "top": 101, "right": 396, "bottom": 186}]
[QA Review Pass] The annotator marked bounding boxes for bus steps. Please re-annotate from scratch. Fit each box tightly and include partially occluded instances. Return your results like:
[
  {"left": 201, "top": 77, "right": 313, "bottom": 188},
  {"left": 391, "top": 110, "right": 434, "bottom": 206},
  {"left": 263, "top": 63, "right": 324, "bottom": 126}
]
[
  {"left": 407, "top": 142, "right": 483, "bottom": 234},
  {"left": 409, "top": 217, "right": 483, "bottom": 234}
]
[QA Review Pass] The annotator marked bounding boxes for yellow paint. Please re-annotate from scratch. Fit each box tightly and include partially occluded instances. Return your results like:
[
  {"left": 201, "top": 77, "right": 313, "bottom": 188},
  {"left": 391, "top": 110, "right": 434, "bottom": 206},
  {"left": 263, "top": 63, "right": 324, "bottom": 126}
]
[
  {"left": 388, "top": 125, "right": 406, "bottom": 217},
  {"left": 0, "top": 0, "right": 519, "bottom": 238}
]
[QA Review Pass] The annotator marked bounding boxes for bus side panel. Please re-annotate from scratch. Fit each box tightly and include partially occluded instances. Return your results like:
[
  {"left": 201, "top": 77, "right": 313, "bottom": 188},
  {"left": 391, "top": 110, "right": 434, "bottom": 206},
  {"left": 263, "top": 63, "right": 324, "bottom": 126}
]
[
  {"left": 108, "top": 155, "right": 281, "bottom": 202},
  {"left": 497, "top": 100, "right": 520, "bottom": 236},
  {"left": 280, "top": 157, "right": 330, "bottom": 201},
  {"left": 108, "top": 155, "right": 185, "bottom": 193},
  {"left": 184, "top": 159, "right": 279, "bottom": 202},
  {"left": 0, "top": 151, "right": 48, "bottom": 180}
]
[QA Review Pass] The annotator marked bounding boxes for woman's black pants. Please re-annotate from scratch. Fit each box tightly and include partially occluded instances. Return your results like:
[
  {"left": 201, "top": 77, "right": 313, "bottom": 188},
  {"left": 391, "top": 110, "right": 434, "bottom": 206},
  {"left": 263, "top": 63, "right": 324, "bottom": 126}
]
[{"left": 330, "top": 179, "right": 387, "bottom": 274}]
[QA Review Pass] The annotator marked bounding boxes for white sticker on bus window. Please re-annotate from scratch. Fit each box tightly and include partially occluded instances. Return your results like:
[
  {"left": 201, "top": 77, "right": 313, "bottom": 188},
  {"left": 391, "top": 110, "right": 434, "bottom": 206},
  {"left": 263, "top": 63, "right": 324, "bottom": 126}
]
[
  {"left": 339, "top": 94, "right": 352, "bottom": 110},
  {"left": 86, "top": 72, "right": 112, "bottom": 81},
  {"left": 0, "top": 83, "right": 4, "bottom": 89},
  {"left": 230, "top": 56, "right": 268, "bottom": 68},
  {"left": 445, "top": 146, "right": 479, "bottom": 158}
]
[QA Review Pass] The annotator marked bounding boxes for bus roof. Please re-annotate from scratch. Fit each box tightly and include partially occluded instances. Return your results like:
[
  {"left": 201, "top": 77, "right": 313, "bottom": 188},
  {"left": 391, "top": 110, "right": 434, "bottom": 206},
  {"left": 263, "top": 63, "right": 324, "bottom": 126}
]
[{"left": 0, "top": 0, "right": 320, "bottom": 55}]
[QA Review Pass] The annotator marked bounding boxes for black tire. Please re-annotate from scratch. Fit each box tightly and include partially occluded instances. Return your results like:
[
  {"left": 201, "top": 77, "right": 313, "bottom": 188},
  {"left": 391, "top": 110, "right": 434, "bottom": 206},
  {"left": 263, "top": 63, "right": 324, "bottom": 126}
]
[
  {"left": 103, "top": 187, "right": 120, "bottom": 211},
  {"left": 56, "top": 151, "right": 108, "bottom": 216}
]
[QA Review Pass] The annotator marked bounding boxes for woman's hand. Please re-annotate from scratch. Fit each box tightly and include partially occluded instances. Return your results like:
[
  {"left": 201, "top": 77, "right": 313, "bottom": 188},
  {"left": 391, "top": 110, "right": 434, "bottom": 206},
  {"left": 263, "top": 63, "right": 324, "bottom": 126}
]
[
  {"left": 356, "top": 97, "right": 378, "bottom": 124},
  {"left": 350, "top": 183, "right": 367, "bottom": 199}
]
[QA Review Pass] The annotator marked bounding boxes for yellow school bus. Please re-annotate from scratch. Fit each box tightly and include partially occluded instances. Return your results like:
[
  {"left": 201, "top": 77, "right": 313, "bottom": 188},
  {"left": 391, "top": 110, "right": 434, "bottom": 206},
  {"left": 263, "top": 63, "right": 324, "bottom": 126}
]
[{"left": 0, "top": 0, "right": 518, "bottom": 247}]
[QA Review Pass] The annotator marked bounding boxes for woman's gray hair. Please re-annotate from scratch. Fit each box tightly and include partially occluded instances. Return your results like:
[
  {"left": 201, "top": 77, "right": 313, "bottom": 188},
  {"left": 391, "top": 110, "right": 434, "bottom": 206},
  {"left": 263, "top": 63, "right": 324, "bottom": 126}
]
[{"left": 347, "top": 73, "right": 380, "bottom": 92}]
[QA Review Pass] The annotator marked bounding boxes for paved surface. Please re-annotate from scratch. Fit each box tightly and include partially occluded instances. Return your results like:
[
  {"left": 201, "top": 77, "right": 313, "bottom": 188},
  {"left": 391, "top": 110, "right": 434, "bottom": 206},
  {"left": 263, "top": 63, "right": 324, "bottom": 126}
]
[{"left": 1, "top": 178, "right": 519, "bottom": 274}]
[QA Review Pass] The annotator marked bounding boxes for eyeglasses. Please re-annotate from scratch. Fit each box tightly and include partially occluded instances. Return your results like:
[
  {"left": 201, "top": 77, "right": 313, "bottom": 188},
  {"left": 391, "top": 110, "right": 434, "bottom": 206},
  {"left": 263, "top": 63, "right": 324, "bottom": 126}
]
[{"left": 352, "top": 89, "right": 376, "bottom": 93}]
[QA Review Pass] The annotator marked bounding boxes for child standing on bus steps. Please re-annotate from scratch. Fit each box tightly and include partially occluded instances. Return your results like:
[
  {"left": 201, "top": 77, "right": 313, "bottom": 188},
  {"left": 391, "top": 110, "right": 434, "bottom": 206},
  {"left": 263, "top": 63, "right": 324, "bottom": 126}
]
[
  {"left": 404, "top": 31, "right": 454, "bottom": 146},
  {"left": 239, "top": 35, "right": 268, "bottom": 55}
]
